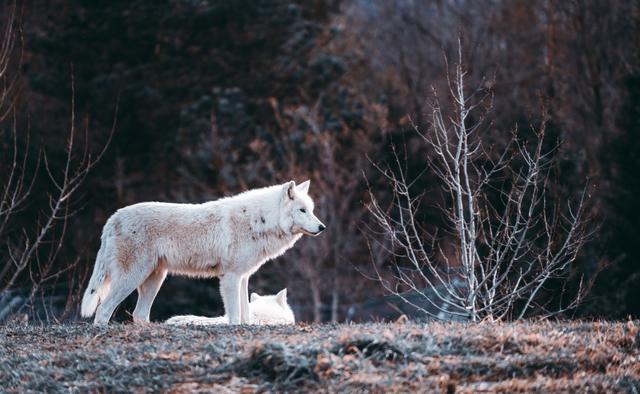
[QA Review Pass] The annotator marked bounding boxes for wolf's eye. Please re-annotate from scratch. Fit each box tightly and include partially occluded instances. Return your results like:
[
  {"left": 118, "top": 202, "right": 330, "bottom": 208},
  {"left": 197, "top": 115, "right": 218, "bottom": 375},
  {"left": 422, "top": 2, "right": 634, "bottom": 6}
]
[{"left": 299, "top": 208, "right": 306, "bottom": 213}]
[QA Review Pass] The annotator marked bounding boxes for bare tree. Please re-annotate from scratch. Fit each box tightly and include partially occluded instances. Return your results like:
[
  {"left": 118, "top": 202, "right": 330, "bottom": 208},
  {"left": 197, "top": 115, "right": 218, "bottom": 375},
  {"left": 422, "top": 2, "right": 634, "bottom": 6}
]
[
  {"left": 0, "top": 7, "right": 113, "bottom": 322},
  {"left": 367, "top": 43, "right": 593, "bottom": 322}
]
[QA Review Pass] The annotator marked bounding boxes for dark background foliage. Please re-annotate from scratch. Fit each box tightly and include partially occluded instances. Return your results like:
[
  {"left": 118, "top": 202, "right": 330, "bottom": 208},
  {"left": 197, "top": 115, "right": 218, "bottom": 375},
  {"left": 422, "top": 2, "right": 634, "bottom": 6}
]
[{"left": 1, "top": 0, "right": 638, "bottom": 321}]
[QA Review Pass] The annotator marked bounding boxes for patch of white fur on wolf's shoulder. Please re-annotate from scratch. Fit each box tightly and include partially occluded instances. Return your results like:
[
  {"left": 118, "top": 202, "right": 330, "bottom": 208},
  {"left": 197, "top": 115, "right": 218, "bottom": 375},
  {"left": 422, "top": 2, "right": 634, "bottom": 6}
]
[{"left": 216, "top": 183, "right": 284, "bottom": 203}]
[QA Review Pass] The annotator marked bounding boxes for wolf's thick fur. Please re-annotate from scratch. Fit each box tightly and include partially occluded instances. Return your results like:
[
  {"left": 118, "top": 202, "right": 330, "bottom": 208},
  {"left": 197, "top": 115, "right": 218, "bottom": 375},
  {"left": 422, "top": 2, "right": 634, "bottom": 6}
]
[
  {"left": 165, "top": 289, "right": 294, "bottom": 325},
  {"left": 81, "top": 180, "right": 324, "bottom": 325}
]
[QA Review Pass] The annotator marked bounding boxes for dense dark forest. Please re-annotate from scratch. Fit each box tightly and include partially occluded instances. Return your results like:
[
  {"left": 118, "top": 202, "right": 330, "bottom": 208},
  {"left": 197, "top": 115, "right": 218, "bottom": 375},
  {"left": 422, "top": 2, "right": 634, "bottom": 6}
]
[{"left": 0, "top": 0, "right": 638, "bottom": 322}]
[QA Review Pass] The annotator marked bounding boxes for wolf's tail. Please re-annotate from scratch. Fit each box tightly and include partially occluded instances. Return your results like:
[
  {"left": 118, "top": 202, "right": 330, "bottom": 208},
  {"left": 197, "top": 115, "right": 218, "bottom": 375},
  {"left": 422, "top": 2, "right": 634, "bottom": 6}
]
[{"left": 80, "top": 241, "right": 111, "bottom": 318}]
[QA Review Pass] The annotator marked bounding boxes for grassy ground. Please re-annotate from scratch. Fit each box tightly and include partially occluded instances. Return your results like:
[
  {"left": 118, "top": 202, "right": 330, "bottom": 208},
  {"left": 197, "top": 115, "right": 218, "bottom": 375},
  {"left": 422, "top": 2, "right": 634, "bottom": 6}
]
[{"left": 0, "top": 321, "right": 638, "bottom": 393}]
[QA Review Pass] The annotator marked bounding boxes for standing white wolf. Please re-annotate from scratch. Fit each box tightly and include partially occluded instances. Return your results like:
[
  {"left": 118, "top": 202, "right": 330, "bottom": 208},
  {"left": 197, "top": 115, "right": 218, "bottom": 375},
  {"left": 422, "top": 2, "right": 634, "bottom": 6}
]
[
  {"left": 81, "top": 180, "right": 324, "bottom": 325},
  {"left": 165, "top": 289, "right": 295, "bottom": 326}
]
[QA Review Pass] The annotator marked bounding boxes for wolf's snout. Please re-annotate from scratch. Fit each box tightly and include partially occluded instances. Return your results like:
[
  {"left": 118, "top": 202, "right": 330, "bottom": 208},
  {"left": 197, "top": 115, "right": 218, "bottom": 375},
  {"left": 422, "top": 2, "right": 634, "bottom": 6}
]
[{"left": 318, "top": 224, "right": 326, "bottom": 233}]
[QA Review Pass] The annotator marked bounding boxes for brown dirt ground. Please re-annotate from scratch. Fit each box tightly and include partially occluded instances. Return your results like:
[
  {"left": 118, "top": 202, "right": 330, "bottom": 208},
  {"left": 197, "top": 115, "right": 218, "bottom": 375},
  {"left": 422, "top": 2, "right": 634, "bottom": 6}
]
[{"left": 1, "top": 321, "right": 639, "bottom": 393}]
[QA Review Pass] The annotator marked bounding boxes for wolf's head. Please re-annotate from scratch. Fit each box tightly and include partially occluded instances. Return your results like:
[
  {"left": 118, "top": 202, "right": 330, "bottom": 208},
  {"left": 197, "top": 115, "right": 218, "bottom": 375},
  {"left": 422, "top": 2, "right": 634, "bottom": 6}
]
[
  {"left": 279, "top": 180, "right": 325, "bottom": 236},
  {"left": 250, "top": 288, "right": 295, "bottom": 324}
]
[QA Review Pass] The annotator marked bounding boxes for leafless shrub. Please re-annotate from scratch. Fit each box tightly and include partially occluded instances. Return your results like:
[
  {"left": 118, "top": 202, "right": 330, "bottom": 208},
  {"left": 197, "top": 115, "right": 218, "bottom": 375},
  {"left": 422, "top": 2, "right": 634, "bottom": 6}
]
[
  {"left": 367, "top": 42, "right": 594, "bottom": 322},
  {"left": 0, "top": 7, "right": 113, "bottom": 322}
]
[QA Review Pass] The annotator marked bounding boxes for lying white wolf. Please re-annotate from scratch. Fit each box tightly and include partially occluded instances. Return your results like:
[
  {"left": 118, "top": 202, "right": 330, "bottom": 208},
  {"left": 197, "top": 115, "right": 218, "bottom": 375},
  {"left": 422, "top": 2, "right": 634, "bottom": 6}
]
[
  {"left": 81, "top": 180, "right": 324, "bottom": 325},
  {"left": 166, "top": 289, "right": 294, "bottom": 325}
]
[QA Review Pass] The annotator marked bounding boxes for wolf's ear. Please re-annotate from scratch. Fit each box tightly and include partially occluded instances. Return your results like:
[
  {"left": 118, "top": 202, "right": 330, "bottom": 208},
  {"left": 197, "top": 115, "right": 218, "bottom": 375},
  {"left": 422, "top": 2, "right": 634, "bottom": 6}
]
[
  {"left": 283, "top": 181, "right": 296, "bottom": 201},
  {"left": 276, "top": 288, "right": 287, "bottom": 306},
  {"left": 296, "top": 180, "right": 310, "bottom": 194},
  {"left": 251, "top": 292, "right": 260, "bottom": 302}
]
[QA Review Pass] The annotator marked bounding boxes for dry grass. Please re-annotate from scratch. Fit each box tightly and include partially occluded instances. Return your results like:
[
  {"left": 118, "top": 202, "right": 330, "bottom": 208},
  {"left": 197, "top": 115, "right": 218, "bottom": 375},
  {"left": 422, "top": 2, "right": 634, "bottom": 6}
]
[{"left": 0, "top": 321, "right": 638, "bottom": 393}]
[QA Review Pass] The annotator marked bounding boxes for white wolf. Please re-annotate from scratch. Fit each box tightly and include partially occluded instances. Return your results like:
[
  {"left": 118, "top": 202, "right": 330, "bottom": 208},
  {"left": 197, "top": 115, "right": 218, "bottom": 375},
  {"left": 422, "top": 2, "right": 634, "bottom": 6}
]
[
  {"left": 165, "top": 288, "right": 294, "bottom": 325},
  {"left": 80, "top": 180, "right": 324, "bottom": 325}
]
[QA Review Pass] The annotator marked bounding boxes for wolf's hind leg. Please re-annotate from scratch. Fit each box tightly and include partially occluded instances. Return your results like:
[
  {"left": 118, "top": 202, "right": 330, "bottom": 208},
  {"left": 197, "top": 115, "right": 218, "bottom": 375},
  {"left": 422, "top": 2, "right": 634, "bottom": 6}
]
[
  {"left": 133, "top": 266, "right": 167, "bottom": 324},
  {"left": 94, "top": 264, "right": 152, "bottom": 325},
  {"left": 220, "top": 273, "right": 242, "bottom": 324}
]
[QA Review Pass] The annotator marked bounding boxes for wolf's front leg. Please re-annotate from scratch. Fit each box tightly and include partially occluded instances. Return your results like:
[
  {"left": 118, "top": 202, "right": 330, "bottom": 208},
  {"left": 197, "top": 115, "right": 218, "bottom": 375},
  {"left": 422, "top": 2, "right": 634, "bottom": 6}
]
[
  {"left": 220, "top": 273, "right": 242, "bottom": 324},
  {"left": 240, "top": 275, "right": 250, "bottom": 324}
]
